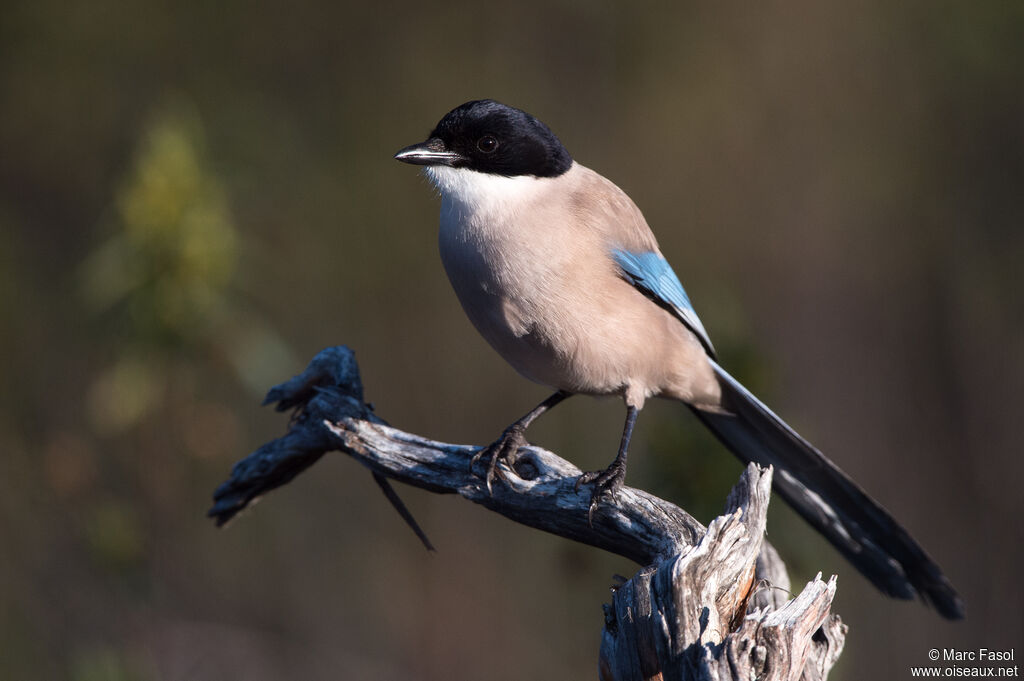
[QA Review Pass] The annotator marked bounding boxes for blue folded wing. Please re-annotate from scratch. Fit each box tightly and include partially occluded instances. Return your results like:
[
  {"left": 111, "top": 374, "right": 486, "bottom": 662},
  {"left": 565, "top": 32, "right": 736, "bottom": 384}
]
[{"left": 612, "top": 249, "right": 715, "bottom": 357}]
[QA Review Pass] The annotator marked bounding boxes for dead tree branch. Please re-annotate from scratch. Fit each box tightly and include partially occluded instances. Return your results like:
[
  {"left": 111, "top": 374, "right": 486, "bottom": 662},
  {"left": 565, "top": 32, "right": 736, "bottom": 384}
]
[{"left": 209, "top": 346, "right": 847, "bottom": 680}]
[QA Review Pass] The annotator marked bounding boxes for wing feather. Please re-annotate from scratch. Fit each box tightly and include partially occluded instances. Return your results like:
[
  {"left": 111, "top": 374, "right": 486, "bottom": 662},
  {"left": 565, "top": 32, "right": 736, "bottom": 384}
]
[{"left": 612, "top": 249, "right": 715, "bottom": 358}]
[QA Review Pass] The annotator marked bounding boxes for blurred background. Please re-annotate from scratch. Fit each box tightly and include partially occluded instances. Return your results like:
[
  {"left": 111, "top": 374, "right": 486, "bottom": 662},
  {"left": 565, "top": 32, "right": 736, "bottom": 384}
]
[{"left": 2, "top": 0, "right": 1022, "bottom": 679}]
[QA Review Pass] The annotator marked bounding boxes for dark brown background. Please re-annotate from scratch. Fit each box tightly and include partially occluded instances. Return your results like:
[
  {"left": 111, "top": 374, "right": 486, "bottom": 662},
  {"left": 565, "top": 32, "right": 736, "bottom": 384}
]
[{"left": 2, "top": 1, "right": 1021, "bottom": 679}]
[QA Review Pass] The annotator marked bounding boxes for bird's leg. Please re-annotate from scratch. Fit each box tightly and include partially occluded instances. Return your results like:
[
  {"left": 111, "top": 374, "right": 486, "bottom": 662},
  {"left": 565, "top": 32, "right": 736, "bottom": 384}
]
[
  {"left": 576, "top": 405, "right": 639, "bottom": 517},
  {"left": 471, "top": 390, "right": 572, "bottom": 493}
]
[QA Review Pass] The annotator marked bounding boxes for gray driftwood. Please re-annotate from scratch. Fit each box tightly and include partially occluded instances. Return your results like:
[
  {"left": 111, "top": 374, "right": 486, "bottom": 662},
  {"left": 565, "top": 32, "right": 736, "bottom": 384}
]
[{"left": 209, "top": 346, "right": 847, "bottom": 680}]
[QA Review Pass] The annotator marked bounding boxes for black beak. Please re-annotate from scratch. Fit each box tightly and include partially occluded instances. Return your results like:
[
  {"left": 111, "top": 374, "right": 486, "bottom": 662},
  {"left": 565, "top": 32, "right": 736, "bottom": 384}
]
[{"left": 393, "top": 138, "right": 463, "bottom": 167}]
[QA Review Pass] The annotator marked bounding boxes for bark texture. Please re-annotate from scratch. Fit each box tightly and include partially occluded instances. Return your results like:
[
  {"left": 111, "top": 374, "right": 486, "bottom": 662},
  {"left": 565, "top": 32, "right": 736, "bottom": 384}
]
[{"left": 210, "top": 346, "right": 846, "bottom": 680}]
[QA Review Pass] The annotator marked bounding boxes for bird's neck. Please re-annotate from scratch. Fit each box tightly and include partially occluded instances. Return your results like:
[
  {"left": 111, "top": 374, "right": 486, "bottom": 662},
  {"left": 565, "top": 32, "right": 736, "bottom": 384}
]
[{"left": 425, "top": 165, "right": 560, "bottom": 222}]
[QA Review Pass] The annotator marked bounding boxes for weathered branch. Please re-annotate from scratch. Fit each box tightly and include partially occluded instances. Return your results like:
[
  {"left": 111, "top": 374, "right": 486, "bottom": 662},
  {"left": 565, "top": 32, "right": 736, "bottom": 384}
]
[{"left": 209, "top": 346, "right": 846, "bottom": 680}]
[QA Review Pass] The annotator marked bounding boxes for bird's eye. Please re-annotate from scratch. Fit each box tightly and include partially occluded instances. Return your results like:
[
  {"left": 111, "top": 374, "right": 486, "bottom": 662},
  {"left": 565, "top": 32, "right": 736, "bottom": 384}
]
[{"left": 476, "top": 135, "right": 499, "bottom": 153}]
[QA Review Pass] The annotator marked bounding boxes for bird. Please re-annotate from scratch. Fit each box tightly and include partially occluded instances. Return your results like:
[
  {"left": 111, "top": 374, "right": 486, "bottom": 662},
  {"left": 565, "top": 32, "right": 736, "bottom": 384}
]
[{"left": 394, "top": 99, "right": 964, "bottom": 619}]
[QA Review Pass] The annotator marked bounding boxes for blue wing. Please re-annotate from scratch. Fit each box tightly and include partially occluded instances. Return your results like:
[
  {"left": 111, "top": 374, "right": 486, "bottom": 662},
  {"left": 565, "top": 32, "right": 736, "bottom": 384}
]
[{"left": 612, "top": 249, "right": 716, "bottom": 357}]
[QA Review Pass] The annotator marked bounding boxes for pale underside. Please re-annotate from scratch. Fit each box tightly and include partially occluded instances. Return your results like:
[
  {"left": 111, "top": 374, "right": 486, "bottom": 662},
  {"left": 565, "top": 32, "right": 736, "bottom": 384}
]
[{"left": 427, "top": 162, "right": 721, "bottom": 410}]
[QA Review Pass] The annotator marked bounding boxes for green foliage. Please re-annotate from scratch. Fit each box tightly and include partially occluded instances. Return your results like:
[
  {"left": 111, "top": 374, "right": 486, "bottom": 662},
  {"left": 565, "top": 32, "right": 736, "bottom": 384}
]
[{"left": 82, "top": 100, "right": 237, "bottom": 349}]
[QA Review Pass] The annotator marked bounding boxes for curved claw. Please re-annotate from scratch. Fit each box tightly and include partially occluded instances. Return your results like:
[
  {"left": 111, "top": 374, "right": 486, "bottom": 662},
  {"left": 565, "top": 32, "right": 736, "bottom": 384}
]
[
  {"left": 470, "top": 425, "right": 527, "bottom": 494},
  {"left": 576, "top": 463, "right": 627, "bottom": 525}
]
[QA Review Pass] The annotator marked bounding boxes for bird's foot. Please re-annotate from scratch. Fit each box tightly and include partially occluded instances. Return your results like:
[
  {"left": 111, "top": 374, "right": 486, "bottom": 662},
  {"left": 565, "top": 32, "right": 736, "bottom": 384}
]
[
  {"left": 470, "top": 424, "right": 528, "bottom": 494},
  {"left": 575, "top": 462, "right": 627, "bottom": 523}
]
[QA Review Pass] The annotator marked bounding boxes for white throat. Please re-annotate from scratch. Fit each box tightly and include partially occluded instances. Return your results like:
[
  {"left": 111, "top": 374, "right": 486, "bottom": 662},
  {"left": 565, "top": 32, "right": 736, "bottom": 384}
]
[{"left": 425, "top": 165, "right": 558, "bottom": 218}]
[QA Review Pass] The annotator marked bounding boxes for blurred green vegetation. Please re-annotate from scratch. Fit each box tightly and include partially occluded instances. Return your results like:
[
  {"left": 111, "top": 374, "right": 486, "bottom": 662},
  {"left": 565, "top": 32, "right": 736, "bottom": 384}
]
[
  {"left": 84, "top": 100, "right": 236, "bottom": 347},
  {"left": 81, "top": 100, "right": 238, "bottom": 433},
  {"left": 1, "top": 1, "right": 1022, "bottom": 680}
]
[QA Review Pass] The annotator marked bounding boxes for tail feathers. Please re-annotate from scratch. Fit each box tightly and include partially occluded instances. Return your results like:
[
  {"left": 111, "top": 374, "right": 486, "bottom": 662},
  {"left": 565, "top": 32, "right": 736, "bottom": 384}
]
[{"left": 690, "top": 360, "right": 964, "bottom": 620}]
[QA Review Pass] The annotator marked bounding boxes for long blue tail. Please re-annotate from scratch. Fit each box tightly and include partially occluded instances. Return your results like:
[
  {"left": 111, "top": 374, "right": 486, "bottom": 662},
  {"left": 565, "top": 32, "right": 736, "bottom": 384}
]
[{"left": 689, "top": 360, "right": 964, "bottom": 619}]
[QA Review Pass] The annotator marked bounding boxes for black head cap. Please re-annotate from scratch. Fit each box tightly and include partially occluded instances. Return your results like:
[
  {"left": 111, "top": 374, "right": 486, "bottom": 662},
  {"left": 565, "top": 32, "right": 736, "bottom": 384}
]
[{"left": 394, "top": 100, "right": 573, "bottom": 178}]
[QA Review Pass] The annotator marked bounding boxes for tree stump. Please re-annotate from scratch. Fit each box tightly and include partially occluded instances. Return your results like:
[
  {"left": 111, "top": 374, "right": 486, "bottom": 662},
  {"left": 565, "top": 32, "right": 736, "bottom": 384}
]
[{"left": 209, "top": 346, "right": 847, "bottom": 680}]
